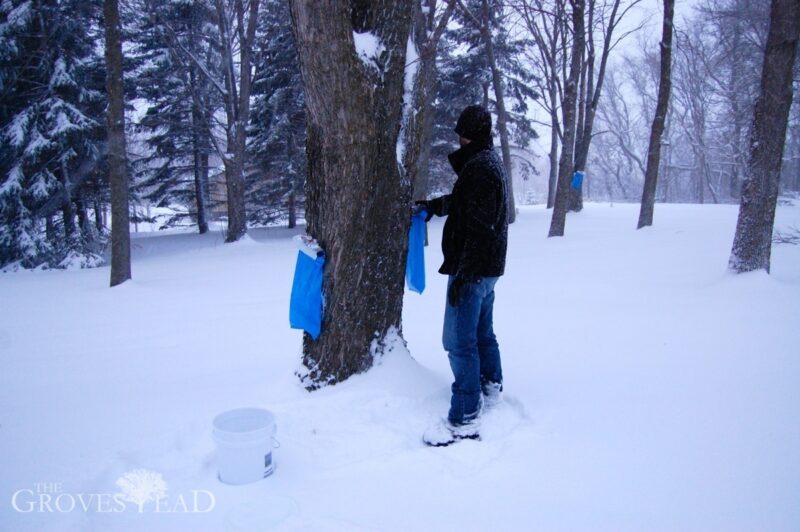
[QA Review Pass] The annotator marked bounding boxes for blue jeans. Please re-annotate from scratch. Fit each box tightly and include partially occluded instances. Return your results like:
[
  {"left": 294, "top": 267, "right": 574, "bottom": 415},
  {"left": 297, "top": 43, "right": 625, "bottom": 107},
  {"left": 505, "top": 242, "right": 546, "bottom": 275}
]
[{"left": 443, "top": 276, "right": 503, "bottom": 424}]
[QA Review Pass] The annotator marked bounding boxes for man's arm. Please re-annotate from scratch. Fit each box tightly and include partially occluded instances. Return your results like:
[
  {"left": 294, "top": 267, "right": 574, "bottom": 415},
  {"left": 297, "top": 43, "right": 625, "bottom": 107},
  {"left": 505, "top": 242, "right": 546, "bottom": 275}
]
[{"left": 418, "top": 194, "right": 452, "bottom": 218}]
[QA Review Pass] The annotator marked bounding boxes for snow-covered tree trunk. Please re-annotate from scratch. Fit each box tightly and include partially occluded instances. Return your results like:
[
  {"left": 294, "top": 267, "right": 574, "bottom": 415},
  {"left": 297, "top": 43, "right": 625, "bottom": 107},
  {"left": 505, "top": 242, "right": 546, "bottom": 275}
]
[
  {"left": 104, "top": 0, "right": 131, "bottom": 287},
  {"left": 637, "top": 0, "right": 674, "bottom": 229},
  {"left": 729, "top": 0, "right": 799, "bottom": 273},
  {"left": 289, "top": 0, "right": 413, "bottom": 388},
  {"left": 549, "top": 0, "right": 585, "bottom": 237}
]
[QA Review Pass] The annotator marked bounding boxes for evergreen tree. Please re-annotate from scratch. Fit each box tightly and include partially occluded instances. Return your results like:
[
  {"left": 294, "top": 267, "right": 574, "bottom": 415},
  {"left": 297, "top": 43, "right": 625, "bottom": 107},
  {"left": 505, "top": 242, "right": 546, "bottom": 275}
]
[
  {"left": 431, "top": 0, "right": 536, "bottom": 197},
  {"left": 131, "top": 0, "right": 219, "bottom": 232},
  {"left": 0, "top": 0, "right": 106, "bottom": 268},
  {"left": 247, "top": 0, "right": 305, "bottom": 228}
]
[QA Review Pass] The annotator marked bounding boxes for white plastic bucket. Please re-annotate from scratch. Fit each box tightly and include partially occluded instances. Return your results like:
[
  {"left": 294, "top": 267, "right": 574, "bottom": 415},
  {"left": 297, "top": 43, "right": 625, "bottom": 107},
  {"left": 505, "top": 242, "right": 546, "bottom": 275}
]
[{"left": 212, "top": 408, "right": 276, "bottom": 484}]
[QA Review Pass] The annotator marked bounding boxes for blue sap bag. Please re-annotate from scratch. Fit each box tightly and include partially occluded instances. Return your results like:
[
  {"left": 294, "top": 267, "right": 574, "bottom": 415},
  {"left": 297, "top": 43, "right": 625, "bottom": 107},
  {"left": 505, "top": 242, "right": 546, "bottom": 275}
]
[
  {"left": 289, "top": 249, "right": 325, "bottom": 340},
  {"left": 406, "top": 209, "right": 427, "bottom": 294},
  {"left": 571, "top": 170, "right": 585, "bottom": 189}
]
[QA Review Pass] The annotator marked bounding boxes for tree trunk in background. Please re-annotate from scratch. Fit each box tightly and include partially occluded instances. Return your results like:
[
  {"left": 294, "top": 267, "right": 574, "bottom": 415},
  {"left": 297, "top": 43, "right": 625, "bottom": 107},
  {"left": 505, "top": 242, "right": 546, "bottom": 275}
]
[
  {"left": 405, "top": 0, "right": 455, "bottom": 203},
  {"left": 571, "top": 39, "right": 587, "bottom": 211},
  {"left": 215, "top": 0, "right": 260, "bottom": 243},
  {"left": 60, "top": 161, "right": 75, "bottom": 240},
  {"left": 549, "top": 0, "right": 585, "bottom": 237},
  {"left": 189, "top": 15, "right": 209, "bottom": 235},
  {"left": 637, "top": 0, "right": 674, "bottom": 229},
  {"left": 516, "top": 0, "right": 563, "bottom": 209},
  {"left": 290, "top": 0, "right": 413, "bottom": 388},
  {"left": 191, "top": 97, "right": 209, "bottom": 234},
  {"left": 104, "top": 0, "right": 131, "bottom": 287},
  {"left": 93, "top": 200, "right": 103, "bottom": 231},
  {"left": 569, "top": 0, "right": 624, "bottom": 213},
  {"left": 729, "top": 0, "right": 799, "bottom": 273},
  {"left": 456, "top": 0, "right": 516, "bottom": 222},
  {"left": 547, "top": 111, "right": 559, "bottom": 208},
  {"left": 728, "top": 0, "right": 745, "bottom": 199},
  {"left": 286, "top": 124, "right": 298, "bottom": 229},
  {"left": 480, "top": 0, "right": 516, "bottom": 222}
]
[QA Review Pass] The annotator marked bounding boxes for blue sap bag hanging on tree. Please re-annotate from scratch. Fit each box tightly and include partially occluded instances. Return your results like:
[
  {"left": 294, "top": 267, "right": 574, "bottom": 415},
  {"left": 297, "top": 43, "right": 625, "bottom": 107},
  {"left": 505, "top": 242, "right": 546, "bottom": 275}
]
[
  {"left": 289, "top": 236, "right": 325, "bottom": 340},
  {"left": 571, "top": 170, "right": 585, "bottom": 189},
  {"left": 406, "top": 209, "right": 427, "bottom": 294}
]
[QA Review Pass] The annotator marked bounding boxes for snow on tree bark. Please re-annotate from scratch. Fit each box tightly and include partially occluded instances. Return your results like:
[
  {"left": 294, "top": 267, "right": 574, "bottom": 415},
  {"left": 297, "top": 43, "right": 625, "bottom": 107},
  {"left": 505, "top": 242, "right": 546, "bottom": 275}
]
[
  {"left": 728, "top": 0, "right": 799, "bottom": 273},
  {"left": 289, "top": 0, "right": 413, "bottom": 388}
]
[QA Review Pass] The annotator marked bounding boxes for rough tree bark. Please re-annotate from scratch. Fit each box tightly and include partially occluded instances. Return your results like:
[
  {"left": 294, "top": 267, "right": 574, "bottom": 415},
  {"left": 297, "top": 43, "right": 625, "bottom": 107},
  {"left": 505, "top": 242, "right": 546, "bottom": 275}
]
[
  {"left": 728, "top": 0, "right": 799, "bottom": 273},
  {"left": 548, "top": 0, "right": 585, "bottom": 237},
  {"left": 104, "top": 0, "right": 131, "bottom": 287},
  {"left": 637, "top": 0, "right": 674, "bottom": 229},
  {"left": 289, "top": 0, "right": 413, "bottom": 388}
]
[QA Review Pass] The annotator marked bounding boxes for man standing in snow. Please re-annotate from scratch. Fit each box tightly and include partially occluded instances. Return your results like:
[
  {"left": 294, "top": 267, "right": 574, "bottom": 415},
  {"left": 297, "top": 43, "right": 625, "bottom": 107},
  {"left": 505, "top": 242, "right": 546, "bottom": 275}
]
[{"left": 415, "top": 104, "right": 509, "bottom": 446}]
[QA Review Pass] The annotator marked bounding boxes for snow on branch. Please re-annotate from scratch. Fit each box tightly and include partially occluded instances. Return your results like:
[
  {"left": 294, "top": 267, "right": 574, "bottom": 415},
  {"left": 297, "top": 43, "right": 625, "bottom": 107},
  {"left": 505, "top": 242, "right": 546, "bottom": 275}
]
[{"left": 773, "top": 226, "right": 800, "bottom": 245}]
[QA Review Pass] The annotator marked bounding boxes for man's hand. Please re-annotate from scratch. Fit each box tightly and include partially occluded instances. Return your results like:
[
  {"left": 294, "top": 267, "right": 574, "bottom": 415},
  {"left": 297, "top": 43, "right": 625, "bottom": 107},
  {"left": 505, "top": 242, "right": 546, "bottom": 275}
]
[{"left": 413, "top": 200, "right": 435, "bottom": 222}]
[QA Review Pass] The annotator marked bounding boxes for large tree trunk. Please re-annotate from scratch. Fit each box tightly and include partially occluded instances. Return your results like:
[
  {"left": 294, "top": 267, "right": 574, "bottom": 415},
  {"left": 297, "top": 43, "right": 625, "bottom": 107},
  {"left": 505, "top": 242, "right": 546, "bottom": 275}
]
[
  {"left": 637, "top": 0, "right": 674, "bottom": 229},
  {"left": 104, "top": 0, "right": 131, "bottom": 287},
  {"left": 290, "top": 0, "right": 413, "bottom": 388},
  {"left": 729, "top": 0, "right": 799, "bottom": 273},
  {"left": 549, "top": 0, "right": 585, "bottom": 237}
]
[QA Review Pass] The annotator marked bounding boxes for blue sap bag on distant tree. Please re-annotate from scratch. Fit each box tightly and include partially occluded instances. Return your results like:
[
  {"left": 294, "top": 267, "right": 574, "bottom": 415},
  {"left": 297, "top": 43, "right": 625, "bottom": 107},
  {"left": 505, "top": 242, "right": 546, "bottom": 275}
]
[
  {"left": 406, "top": 209, "right": 427, "bottom": 294},
  {"left": 571, "top": 170, "right": 585, "bottom": 189},
  {"left": 289, "top": 237, "right": 325, "bottom": 340}
]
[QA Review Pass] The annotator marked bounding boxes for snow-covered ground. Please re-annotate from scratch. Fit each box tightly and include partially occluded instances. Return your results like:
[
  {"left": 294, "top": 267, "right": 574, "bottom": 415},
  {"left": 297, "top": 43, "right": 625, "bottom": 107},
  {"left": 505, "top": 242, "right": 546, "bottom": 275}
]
[{"left": 1, "top": 202, "right": 799, "bottom": 531}]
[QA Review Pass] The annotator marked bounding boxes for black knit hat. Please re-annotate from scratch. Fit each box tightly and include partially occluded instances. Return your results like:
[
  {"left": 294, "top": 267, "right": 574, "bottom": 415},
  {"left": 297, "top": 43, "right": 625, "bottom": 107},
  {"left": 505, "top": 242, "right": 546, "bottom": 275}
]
[{"left": 454, "top": 104, "right": 492, "bottom": 142}]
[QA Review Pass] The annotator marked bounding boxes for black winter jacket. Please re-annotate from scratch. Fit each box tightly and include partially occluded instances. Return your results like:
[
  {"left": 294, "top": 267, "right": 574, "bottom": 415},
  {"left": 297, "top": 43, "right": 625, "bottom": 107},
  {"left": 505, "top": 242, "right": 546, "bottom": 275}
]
[{"left": 427, "top": 138, "right": 508, "bottom": 279}]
